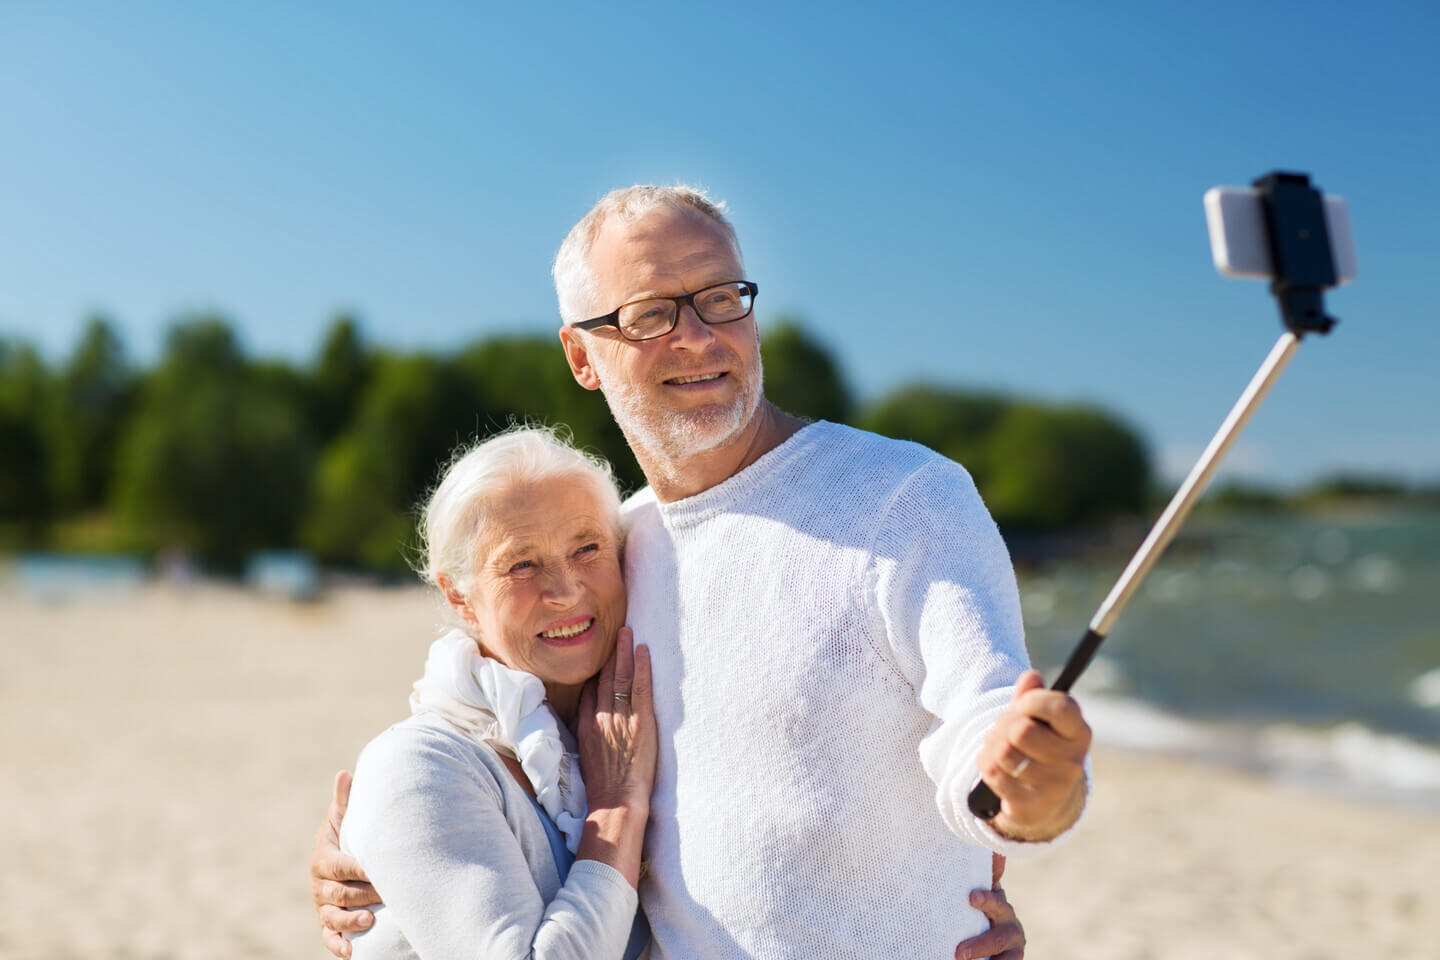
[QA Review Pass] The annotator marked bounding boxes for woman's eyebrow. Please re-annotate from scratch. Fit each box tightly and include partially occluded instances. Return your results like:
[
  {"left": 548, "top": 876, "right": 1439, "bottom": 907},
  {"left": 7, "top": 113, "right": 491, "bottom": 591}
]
[{"left": 488, "top": 540, "right": 538, "bottom": 567}]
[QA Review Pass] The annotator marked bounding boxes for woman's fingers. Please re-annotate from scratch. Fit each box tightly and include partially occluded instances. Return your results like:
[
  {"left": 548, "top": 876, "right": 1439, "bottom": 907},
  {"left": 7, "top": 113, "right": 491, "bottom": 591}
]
[
  {"left": 631, "top": 643, "right": 652, "bottom": 718},
  {"left": 611, "top": 626, "right": 635, "bottom": 711},
  {"left": 597, "top": 629, "right": 618, "bottom": 702}
]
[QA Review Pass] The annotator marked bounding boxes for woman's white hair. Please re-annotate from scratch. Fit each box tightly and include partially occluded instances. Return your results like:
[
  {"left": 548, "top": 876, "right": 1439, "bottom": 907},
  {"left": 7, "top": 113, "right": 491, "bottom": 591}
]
[
  {"left": 419, "top": 426, "right": 623, "bottom": 597},
  {"left": 552, "top": 184, "right": 742, "bottom": 326}
]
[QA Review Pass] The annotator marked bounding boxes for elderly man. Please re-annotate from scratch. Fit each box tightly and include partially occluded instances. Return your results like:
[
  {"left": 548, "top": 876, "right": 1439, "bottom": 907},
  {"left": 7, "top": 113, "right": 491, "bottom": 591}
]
[{"left": 313, "top": 186, "right": 1090, "bottom": 958}]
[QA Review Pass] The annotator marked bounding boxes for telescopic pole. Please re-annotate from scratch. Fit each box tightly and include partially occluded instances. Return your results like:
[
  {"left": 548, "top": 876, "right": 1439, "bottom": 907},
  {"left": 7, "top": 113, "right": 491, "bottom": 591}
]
[
  {"left": 966, "top": 331, "right": 1303, "bottom": 819},
  {"left": 967, "top": 170, "right": 1344, "bottom": 821}
]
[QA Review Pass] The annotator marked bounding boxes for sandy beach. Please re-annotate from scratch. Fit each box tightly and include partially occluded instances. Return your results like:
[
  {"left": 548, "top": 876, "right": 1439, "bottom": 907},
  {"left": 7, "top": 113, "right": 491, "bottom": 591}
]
[{"left": 2, "top": 585, "right": 1435, "bottom": 959}]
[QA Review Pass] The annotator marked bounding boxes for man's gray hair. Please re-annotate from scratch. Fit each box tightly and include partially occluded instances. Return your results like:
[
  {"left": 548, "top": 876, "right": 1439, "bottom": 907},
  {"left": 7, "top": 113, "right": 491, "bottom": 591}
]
[
  {"left": 419, "top": 425, "right": 623, "bottom": 598},
  {"left": 552, "top": 184, "right": 743, "bottom": 326}
]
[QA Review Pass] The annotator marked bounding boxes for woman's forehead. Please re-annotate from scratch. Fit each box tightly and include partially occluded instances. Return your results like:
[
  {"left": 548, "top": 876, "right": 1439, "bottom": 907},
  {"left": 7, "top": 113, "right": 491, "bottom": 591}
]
[{"left": 480, "top": 479, "right": 615, "bottom": 555}]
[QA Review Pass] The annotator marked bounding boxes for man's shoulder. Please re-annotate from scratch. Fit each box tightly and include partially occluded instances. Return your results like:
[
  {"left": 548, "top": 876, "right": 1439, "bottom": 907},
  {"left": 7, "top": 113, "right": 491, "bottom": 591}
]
[
  {"left": 620, "top": 485, "right": 660, "bottom": 533},
  {"left": 800, "top": 421, "right": 973, "bottom": 490}
]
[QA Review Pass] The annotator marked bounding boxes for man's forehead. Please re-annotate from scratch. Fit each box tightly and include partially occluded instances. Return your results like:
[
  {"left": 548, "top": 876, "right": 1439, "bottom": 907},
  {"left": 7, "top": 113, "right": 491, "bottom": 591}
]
[{"left": 592, "top": 206, "right": 742, "bottom": 295}]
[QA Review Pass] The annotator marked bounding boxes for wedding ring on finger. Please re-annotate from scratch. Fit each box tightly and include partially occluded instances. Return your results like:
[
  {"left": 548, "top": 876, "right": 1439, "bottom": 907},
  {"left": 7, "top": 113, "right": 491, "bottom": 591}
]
[
  {"left": 1009, "top": 757, "right": 1031, "bottom": 778},
  {"left": 613, "top": 690, "right": 631, "bottom": 704}
]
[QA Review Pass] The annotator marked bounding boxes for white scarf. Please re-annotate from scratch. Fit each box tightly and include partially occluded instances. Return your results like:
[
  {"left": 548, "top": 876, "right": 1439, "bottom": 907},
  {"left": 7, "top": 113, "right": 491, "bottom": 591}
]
[{"left": 409, "top": 629, "right": 588, "bottom": 853}]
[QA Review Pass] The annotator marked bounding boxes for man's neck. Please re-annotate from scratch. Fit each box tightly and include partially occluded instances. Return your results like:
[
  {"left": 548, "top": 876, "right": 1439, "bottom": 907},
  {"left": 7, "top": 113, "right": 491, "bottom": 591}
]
[{"left": 635, "top": 401, "right": 807, "bottom": 503}]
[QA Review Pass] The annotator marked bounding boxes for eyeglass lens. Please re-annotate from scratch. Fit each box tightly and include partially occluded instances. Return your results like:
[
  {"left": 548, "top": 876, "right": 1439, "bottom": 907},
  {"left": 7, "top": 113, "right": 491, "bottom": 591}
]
[{"left": 617, "top": 282, "right": 753, "bottom": 340}]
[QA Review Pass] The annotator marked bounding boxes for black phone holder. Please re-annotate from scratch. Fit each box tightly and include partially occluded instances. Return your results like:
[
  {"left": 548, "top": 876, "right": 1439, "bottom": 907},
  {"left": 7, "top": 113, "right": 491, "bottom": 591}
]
[{"left": 1254, "top": 171, "right": 1339, "bottom": 337}]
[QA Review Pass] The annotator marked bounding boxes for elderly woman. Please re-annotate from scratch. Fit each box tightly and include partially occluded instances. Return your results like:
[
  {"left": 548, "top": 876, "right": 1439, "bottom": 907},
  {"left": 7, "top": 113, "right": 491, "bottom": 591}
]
[
  {"left": 337, "top": 428, "right": 653, "bottom": 960},
  {"left": 319, "top": 427, "right": 1027, "bottom": 960}
]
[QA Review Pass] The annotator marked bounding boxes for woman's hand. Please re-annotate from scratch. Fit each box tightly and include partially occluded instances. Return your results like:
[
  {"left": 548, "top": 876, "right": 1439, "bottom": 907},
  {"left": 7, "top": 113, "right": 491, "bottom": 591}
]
[
  {"left": 578, "top": 627, "right": 657, "bottom": 812},
  {"left": 575, "top": 627, "right": 656, "bottom": 889}
]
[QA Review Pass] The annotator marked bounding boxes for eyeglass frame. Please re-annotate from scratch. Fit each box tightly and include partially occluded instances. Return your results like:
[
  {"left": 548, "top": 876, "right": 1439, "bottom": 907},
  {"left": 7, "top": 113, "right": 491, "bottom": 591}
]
[{"left": 572, "top": 280, "right": 760, "bottom": 342}]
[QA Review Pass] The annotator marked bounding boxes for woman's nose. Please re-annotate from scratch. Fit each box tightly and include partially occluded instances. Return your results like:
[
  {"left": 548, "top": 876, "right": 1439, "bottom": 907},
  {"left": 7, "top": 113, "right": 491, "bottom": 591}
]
[{"left": 540, "top": 564, "right": 583, "bottom": 605}]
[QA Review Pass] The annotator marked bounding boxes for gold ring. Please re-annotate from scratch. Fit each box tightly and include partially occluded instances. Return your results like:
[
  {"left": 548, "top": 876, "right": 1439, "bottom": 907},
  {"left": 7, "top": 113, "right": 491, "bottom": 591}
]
[{"left": 613, "top": 690, "right": 631, "bottom": 703}]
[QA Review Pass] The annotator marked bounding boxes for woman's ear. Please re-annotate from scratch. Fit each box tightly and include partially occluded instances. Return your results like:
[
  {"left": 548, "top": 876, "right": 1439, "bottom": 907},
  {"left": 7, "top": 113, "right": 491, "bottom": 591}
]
[{"left": 439, "top": 575, "right": 476, "bottom": 629}]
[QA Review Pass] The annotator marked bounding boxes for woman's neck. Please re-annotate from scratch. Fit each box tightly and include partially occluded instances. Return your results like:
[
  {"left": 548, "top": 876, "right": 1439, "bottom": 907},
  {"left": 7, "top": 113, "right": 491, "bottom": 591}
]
[{"left": 544, "top": 682, "right": 582, "bottom": 727}]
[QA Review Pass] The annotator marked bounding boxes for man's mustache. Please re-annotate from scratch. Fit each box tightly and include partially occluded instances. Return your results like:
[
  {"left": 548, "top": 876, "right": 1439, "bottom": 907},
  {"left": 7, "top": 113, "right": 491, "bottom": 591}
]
[{"left": 648, "top": 347, "right": 743, "bottom": 382}]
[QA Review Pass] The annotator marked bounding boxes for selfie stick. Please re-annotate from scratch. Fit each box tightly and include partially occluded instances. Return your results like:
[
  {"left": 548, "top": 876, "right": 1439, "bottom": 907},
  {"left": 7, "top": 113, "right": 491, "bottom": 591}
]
[{"left": 968, "top": 172, "right": 1345, "bottom": 820}]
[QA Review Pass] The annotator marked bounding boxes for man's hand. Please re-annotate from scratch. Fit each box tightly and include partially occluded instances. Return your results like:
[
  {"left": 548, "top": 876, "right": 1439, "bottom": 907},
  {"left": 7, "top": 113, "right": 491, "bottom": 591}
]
[
  {"left": 310, "top": 771, "right": 381, "bottom": 958},
  {"left": 955, "top": 855, "right": 1023, "bottom": 960},
  {"left": 955, "top": 885, "right": 1025, "bottom": 960},
  {"left": 976, "top": 670, "right": 1090, "bottom": 842}
]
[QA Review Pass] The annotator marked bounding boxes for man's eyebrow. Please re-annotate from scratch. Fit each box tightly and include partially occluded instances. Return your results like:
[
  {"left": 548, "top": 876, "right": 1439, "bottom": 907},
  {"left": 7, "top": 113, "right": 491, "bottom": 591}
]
[{"left": 621, "top": 275, "right": 740, "bottom": 302}]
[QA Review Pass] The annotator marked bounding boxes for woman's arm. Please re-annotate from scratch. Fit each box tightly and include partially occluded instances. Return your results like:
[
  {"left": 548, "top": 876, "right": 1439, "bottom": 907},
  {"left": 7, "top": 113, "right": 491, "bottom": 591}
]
[{"left": 342, "top": 719, "right": 639, "bottom": 960}]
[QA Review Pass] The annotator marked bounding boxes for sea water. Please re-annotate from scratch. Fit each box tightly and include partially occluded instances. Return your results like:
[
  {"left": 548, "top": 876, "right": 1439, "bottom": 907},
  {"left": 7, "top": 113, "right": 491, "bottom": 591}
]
[{"left": 1019, "top": 509, "right": 1440, "bottom": 812}]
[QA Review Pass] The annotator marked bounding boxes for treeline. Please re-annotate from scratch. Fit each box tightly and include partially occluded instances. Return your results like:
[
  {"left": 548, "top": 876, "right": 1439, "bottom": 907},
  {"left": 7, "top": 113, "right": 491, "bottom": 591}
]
[
  {"left": 0, "top": 314, "right": 1152, "bottom": 572},
  {"left": 1207, "top": 475, "right": 1440, "bottom": 512}
]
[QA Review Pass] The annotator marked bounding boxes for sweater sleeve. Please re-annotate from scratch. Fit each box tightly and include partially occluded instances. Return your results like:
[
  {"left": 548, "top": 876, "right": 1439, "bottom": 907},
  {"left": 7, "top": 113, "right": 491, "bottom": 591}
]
[
  {"left": 870, "top": 459, "right": 1086, "bottom": 857},
  {"left": 340, "top": 723, "right": 639, "bottom": 960}
]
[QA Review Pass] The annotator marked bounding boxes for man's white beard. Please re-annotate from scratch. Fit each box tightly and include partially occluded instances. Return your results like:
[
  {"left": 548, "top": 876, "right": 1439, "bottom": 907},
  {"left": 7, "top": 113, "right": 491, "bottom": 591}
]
[{"left": 590, "top": 346, "right": 764, "bottom": 468}]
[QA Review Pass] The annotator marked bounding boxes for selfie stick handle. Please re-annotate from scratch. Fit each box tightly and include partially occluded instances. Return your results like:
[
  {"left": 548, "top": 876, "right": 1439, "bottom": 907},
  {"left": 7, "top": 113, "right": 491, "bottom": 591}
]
[{"left": 966, "top": 330, "right": 1302, "bottom": 820}]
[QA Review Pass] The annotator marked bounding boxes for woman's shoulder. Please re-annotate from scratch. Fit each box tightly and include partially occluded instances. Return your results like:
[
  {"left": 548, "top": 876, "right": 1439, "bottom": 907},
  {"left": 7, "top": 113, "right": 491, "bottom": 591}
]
[{"left": 351, "top": 714, "right": 511, "bottom": 809}]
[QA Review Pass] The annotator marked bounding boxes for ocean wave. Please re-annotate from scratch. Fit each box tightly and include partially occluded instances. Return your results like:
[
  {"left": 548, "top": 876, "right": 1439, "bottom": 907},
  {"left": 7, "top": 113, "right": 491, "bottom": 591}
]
[{"left": 1080, "top": 691, "right": 1440, "bottom": 812}]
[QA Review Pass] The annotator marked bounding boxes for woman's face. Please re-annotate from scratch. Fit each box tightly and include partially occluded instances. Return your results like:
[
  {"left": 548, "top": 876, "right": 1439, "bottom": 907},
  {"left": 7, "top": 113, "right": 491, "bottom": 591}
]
[{"left": 448, "top": 475, "right": 625, "bottom": 692}]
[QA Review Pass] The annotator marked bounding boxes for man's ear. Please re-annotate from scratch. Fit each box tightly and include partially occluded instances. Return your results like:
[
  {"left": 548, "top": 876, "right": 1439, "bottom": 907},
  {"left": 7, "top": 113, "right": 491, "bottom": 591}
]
[{"left": 558, "top": 325, "right": 602, "bottom": 391}]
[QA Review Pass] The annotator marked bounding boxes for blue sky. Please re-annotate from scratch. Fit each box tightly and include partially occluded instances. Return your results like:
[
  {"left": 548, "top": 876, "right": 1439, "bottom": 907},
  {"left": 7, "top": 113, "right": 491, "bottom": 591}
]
[{"left": 2, "top": 1, "right": 1436, "bottom": 484}]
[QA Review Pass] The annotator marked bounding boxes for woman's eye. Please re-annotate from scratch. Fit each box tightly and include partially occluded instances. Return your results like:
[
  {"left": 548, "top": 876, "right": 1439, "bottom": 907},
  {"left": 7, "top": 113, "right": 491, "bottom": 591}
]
[
  {"left": 575, "top": 543, "right": 599, "bottom": 558},
  {"left": 508, "top": 560, "right": 536, "bottom": 575}
]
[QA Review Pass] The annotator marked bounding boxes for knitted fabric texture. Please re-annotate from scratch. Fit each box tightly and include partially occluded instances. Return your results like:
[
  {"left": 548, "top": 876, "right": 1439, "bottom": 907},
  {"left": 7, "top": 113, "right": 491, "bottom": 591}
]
[{"left": 621, "top": 421, "right": 1080, "bottom": 959}]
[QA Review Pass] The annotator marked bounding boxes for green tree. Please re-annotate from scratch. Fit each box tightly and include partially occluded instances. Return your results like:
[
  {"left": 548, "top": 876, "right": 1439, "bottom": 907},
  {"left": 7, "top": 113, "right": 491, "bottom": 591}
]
[
  {"left": 111, "top": 317, "right": 316, "bottom": 569},
  {"left": 304, "top": 351, "right": 479, "bottom": 570},
  {"left": 761, "top": 318, "right": 855, "bottom": 424},
  {"left": 859, "top": 384, "right": 1149, "bottom": 531},
  {"left": 0, "top": 339, "right": 51, "bottom": 542},
  {"left": 46, "top": 316, "right": 135, "bottom": 513},
  {"left": 309, "top": 314, "right": 373, "bottom": 444},
  {"left": 983, "top": 404, "right": 1150, "bottom": 530},
  {"left": 455, "top": 335, "right": 640, "bottom": 492}
]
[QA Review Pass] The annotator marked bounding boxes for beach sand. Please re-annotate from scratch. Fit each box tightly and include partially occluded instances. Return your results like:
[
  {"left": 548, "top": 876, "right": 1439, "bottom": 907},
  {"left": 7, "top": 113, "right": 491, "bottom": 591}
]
[{"left": 2, "top": 585, "right": 1435, "bottom": 959}]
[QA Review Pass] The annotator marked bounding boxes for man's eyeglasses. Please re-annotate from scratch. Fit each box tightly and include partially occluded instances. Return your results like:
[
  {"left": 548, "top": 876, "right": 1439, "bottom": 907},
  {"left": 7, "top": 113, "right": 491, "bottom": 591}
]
[{"left": 573, "top": 280, "right": 759, "bottom": 342}]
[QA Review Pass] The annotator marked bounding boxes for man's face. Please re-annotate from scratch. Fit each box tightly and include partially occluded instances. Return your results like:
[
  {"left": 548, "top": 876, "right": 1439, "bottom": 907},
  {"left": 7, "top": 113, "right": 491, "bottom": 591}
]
[{"left": 560, "top": 206, "right": 763, "bottom": 464}]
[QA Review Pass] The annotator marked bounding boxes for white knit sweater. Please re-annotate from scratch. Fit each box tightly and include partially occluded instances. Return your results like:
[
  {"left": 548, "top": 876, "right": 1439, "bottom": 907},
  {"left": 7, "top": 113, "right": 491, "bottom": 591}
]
[{"left": 622, "top": 421, "right": 1074, "bottom": 959}]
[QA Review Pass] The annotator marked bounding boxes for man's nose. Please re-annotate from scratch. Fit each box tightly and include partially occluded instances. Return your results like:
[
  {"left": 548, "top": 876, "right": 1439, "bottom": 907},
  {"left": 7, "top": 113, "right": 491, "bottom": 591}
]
[{"left": 667, "top": 303, "right": 717, "bottom": 350}]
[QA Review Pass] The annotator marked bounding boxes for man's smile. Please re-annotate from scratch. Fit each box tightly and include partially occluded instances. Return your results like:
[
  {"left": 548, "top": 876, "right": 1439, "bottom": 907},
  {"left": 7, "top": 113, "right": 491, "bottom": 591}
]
[{"left": 663, "top": 371, "right": 728, "bottom": 386}]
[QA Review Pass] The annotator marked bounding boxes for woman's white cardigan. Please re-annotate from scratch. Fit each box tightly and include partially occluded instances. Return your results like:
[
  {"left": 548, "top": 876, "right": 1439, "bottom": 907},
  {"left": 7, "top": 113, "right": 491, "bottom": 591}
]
[{"left": 340, "top": 712, "right": 638, "bottom": 960}]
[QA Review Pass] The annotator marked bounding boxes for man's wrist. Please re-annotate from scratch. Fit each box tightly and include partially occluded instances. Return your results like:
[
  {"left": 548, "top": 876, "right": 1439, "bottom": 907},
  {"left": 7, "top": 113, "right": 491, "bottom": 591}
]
[{"left": 989, "top": 779, "right": 1086, "bottom": 842}]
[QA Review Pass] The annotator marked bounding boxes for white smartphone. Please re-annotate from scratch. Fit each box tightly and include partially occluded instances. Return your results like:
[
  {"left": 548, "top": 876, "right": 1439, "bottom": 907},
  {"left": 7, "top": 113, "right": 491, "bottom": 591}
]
[{"left": 1204, "top": 186, "right": 1357, "bottom": 284}]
